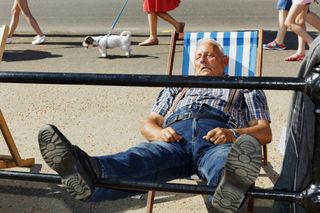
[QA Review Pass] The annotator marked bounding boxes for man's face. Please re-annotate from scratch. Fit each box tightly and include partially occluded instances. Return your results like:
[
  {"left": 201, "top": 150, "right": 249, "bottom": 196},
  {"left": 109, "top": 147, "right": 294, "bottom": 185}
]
[{"left": 194, "top": 40, "right": 228, "bottom": 76}]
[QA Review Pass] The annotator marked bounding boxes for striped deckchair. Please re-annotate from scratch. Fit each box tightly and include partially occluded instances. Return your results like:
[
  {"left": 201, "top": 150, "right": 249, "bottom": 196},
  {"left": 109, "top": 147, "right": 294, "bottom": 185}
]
[
  {"left": 146, "top": 30, "right": 265, "bottom": 213},
  {"left": 181, "top": 31, "right": 263, "bottom": 77}
]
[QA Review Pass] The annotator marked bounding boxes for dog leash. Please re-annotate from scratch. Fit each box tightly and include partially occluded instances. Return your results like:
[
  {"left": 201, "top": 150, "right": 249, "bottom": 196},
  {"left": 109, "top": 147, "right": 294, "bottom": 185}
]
[{"left": 107, "top": 0, "right": 129, "bottom": 36}]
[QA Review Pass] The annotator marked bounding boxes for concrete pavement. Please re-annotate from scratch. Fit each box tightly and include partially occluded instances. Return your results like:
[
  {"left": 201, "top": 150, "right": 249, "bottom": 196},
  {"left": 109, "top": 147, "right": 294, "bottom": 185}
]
[
  {"left": 0, "top": 31, "right": 303, "bottom": 213},
  {"left": 0, "top": 0, "right": 317, "bottom": 209}
]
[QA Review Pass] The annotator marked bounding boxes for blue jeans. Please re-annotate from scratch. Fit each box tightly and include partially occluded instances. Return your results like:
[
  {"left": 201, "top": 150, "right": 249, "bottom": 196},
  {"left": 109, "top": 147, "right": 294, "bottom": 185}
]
[
  {"left": 89, "top": 103, "right": 233, "bottom": 202},
  {"left": 277, "top": 0, "right": 292, "bottom": 10}
]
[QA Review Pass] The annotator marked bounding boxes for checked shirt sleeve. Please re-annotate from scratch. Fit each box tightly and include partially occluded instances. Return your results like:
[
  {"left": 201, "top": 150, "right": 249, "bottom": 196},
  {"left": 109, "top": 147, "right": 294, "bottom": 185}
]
[
  {"left": 151, "top": 87, "right": 180, "bottom": 117},
  {"left": 242, "top": 89, "right": 271, "bottom": 125}
]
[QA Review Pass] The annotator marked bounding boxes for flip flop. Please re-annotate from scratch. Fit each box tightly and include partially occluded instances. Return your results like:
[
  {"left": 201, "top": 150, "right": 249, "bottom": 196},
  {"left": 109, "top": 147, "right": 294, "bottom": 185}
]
[{"left": 285, "top": 54, "right": 305, "bottom": 62}]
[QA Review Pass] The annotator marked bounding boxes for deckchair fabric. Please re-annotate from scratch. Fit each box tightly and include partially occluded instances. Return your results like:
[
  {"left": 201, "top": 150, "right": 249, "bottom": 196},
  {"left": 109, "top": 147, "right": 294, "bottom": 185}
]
[{"left": 182, "top": 31, "right": 258, "bottom": 77}]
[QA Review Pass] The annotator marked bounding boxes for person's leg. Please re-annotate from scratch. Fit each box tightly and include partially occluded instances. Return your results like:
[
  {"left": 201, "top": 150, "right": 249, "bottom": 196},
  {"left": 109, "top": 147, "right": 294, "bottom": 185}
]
[
  {"left": 157, "top": 12, "right": 184, "bottom": 33},
  {"left": 197, "top": 142, "right": 232, "bottom": 186},
  {"left": 285, "top": 4, "right": 313, "bottom": 47},
  {"left": 264, "top": 10, "right": 288, "bottom": 50},
  {"left": 306, "top": 11, "right": 320, "bottom": 31},
  {"left": 275, "top": 10, "right": 289, "bottom": 45},
  {"left": 91, "top": 140, "right": 193, "bottom": 201},
  {"left": 264, "top": 0, "right": 291, "bottom": 50},
  {"left": 16, "top": 0, "right": 44, "bottom": 36},
  {"left": 285, "top": 9, "right": 320, "bottom": 62},
  {"left": 285, "top": 30, "right": 306, "bottom": 61},
  {"left": 191, "top": 113, "right": 262, "bottom": 211},
  {"left": 147, "top": 12, "right": 157, "bottom": 40},
  {"left": 139, "top": 12, "right": 159, "bottom": 46},
  {"left": 297, "top": 35, "right": 306, "bottom": 55},
  {"left": 7, "top": 0, "right": 21, "bottom": 39},
  {"left": 38, "top": 124, "right": 194, "bottom": 202}
]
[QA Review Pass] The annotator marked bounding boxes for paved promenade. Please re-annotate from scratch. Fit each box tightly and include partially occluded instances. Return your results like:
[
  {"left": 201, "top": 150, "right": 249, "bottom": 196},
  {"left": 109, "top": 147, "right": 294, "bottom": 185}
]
[{"left": 0, "top": 1, "right": 318, "bottom": 212}]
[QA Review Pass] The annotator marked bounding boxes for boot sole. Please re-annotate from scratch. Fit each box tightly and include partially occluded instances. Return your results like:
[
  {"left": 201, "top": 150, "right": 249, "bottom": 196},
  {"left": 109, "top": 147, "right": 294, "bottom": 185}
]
[
  {"left": 38, "top": 124, "right": 93, "bottom": 200},
  {"left": 212, "top": 135, "right": 262, "bottom": 212}
]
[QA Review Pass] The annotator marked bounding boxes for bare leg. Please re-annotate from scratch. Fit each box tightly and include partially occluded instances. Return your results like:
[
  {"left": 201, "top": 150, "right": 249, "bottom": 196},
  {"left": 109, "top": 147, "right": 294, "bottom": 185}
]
[
  {"left": 16, "top": 0, "right": 44, "bottom": 36},
  {"left": 284, "top": 33, "right": 306, "bottom": 61},
  {"left": 274, "top": 10, "right": 288, "bottom": 45},
  {"left": 295, "top": 12, "right": 307, "bottom": 55},
  {"left": 157, "top": 12, "right": 181, "bottom": 32},
  {"left": 306, "top": 11, "right": 320, "bottom": 31},
  {"left": 296, "top": 35, "right": 306, "bottom": 55},
  {"left": 148, "top": 12, "right": 158, "bottom": 40},
  {"left": 285, "top": 4, "right": 313, "bottom": 47},
  {"left": 285, "top": 11, "right": 307, "bottom": 61},
  {"left": 139, "top": 12, "right": 159, "bottom": 46},
  {"left": 8, "top": 0, "right": 21, "bottom": 38}
]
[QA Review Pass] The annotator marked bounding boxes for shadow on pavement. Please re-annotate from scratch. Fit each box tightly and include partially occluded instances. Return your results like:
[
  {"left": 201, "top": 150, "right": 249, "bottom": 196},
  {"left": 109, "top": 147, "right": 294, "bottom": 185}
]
[
  {"left": 100, "top": 54, "right": 158, "bottom": 60},
  {"left": 0, "top": 178, "right": 198, "bottom": 213},
  {"left": 3, "top": 49, "right": 63, "bottom": 62}
]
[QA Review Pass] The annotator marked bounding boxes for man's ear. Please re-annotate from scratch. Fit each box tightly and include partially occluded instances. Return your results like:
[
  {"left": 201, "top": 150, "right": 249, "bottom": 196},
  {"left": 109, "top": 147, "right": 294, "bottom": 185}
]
[{"left": 223, "top": 55, "right": 229, "bottom": 67}]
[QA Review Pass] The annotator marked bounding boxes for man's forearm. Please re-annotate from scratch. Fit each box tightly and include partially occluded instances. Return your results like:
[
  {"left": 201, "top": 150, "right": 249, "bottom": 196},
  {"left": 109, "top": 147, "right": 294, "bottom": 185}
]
[
  {"left": 140, "top": 119, "right": 163, "bottom": 141},
  {"left": 236, "top": 122, "right": 272, "bottom": 145}
]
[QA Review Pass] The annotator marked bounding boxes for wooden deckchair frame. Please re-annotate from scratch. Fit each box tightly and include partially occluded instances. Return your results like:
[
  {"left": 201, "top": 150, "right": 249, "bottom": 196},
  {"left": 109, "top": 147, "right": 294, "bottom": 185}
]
[
  {"left": 0, "top": 110, "right": 35, "bottom": 169},
  {"left": 0, "top": 25, "right": 9, "bottom": 62},
  {"left": 0, "top": 25, "right": 35, "bottom": 169},
  {"left": 146, "top": 29, "right": 265, "bottom": 213}
]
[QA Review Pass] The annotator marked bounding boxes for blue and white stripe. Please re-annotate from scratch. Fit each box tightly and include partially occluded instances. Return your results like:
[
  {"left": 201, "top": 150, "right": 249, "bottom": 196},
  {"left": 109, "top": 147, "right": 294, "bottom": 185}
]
[{"left": 182, "top": 31, "right": 258, "bottom": 77}]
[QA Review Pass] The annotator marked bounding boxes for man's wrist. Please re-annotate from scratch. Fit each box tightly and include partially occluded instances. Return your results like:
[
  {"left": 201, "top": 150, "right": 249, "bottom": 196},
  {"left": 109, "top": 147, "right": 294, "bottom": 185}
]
[{"left": 230, "top": 128, "right": 240, "bottom": 139}]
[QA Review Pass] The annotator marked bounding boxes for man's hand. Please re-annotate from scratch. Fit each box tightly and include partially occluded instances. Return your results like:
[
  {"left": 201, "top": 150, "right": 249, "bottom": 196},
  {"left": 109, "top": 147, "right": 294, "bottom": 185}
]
[
  {"left": 158, "top": 127, "right": 182, "bottom": 143},
  {"left": 203, "top": 128, "right": 236, "bottom": 144},
  {"left": 141, "top": 112, "right": 182, "bottom": 143},
  {"left": 202, "top": 120, "right": 272, "bottom": 145}
]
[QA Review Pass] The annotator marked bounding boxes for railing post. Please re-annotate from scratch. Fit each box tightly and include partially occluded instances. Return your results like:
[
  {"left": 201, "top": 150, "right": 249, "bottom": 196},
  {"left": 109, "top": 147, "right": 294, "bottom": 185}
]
[{"left": 300, "top": 65, "right": 320, "bottom": 212}]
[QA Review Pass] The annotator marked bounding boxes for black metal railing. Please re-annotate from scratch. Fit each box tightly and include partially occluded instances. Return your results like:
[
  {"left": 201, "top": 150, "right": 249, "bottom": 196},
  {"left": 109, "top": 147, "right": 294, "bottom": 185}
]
[{"left": 0, "top": 66, "right": 319, "bottom": 212}]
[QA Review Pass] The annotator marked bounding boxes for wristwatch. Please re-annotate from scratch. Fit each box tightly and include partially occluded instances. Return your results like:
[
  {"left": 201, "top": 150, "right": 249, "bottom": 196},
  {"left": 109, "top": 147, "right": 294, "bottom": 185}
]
[{"left": 230, "top": 128, "right": 240, "bottom": 139}]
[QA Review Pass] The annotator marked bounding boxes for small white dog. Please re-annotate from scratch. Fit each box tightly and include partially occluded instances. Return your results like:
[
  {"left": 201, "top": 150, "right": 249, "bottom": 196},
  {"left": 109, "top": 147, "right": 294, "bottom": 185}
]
[{"left": 82, "top": 31, "right": 132, "bottom": 57}]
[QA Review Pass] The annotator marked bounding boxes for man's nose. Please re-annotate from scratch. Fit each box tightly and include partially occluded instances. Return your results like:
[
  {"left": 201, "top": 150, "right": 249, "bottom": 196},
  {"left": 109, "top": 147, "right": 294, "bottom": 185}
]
[{"left": 199, "top": 55, "right": 207, "bottom": 63}]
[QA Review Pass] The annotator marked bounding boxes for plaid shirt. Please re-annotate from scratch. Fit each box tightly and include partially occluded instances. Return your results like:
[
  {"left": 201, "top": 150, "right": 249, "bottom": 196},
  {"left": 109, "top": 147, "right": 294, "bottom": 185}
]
[{"left": 151, "top": 87, "right": 271, "bottom": 128}]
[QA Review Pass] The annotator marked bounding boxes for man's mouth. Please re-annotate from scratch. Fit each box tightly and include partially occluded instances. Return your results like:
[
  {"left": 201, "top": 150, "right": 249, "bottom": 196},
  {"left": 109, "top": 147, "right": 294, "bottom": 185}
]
[{"left": 200, "top": 66, "right": 208, "bottom": 71}]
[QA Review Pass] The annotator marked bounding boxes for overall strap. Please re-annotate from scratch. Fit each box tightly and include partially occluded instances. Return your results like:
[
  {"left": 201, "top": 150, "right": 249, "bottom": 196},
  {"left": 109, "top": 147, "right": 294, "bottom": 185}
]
[
  {"left": 168, "top": 88, "right": 189, "bottom": 114},
  {"left": 224, "top": 89, "right": 239, "bottom": 113}
]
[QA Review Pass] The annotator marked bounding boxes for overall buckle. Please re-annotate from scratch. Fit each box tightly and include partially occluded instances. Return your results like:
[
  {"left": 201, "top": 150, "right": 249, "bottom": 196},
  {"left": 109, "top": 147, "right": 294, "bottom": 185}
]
[{"left": 227, "top": 119, "right": 238, "bottom": 129}]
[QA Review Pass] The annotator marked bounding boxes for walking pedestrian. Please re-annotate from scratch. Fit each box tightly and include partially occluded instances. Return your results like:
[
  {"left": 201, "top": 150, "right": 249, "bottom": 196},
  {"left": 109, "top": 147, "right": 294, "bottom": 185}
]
[
  {"left": 6, "top": 0, "right": 46, "bottom": 45},
  {"left": 139, "top": 0, "right": 185, "bottom": 46}
]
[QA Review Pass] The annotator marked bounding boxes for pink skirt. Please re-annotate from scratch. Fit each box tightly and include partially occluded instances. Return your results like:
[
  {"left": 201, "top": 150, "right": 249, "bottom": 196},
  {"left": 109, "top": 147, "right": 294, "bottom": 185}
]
[
  {"left": 143, "top": 0, "right": 181, "bottom": 12},
  {"left": 293, "top": 0, "right": 314, "bottom": 5}
]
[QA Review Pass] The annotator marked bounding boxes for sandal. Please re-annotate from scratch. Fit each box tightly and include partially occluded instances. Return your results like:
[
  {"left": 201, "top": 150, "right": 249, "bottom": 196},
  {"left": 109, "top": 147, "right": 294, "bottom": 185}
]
[
  {"left": 284, "top": 53, "right": 305, "bottom": 62},
  {"left": 139, "top": 38, "right": 159, "bottom": 46}
]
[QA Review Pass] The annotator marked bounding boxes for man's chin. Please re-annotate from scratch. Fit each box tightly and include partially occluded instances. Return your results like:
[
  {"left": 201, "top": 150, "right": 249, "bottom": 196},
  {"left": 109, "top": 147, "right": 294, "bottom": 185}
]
[
  {"left": 196, "top": 68, "right": 224, "bottom": 76},
  {"left": 197, "top": 70, "right": 212, "bottom": 76}
]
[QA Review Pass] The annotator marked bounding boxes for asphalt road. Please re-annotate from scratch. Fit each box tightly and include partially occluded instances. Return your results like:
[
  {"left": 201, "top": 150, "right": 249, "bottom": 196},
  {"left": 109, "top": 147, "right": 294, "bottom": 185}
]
[{"left": 0, "top": 0, "right": 281, "bottom": 34}]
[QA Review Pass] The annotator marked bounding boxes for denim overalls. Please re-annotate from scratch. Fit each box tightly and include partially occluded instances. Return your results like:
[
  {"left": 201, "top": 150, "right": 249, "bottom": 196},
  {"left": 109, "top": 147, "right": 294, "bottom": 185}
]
[{"left": 90, "top": 103, "right": 235, "bottom": 201}]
